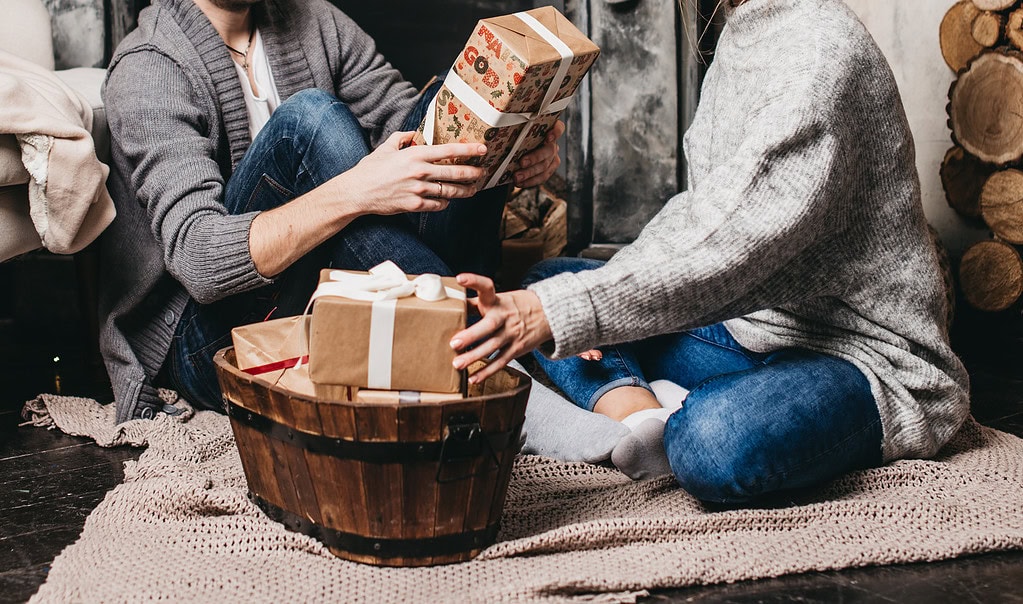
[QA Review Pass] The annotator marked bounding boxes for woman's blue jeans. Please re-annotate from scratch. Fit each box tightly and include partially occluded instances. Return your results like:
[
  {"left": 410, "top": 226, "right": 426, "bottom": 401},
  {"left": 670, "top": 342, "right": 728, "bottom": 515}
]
[
  {"left": 524, "top": 257, "right": 884, "bottom": 504},
  {"left": 165, "top": 85, "right": 507, "bottom": 411}
]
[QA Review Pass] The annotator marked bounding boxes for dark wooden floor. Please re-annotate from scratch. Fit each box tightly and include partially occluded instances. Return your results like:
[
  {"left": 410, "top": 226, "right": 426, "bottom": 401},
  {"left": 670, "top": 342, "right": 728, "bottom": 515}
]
[{"left": 1, "top": 254, "right": 1022, "bottom": 603}]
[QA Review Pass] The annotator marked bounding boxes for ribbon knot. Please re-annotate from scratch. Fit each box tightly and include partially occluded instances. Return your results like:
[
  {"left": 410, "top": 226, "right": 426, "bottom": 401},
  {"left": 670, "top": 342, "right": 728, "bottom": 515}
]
[{"left": 307, "top": 261, "right": 465, "bottom": 310}]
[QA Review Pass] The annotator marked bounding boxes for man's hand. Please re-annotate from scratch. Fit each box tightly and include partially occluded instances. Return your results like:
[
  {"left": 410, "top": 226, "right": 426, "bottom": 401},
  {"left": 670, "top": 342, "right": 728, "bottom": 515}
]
[
  {"left": 339, "top": 131, "right": 488, "bottom": 216},
  {"left": 249, "top": 131, "right": 486, "bottom": 278},
  {"left": 513, "top": 120, "right": 565, "bottom": 189},
  {"left": 450, "top": 274, "right": 553, "bottom": 384}
]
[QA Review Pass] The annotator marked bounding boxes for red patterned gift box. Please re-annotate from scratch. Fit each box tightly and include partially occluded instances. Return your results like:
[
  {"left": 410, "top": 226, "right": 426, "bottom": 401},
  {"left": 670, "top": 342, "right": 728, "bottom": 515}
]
[{"left": 411, "top": 6, "right": 600, "bottom": 190}]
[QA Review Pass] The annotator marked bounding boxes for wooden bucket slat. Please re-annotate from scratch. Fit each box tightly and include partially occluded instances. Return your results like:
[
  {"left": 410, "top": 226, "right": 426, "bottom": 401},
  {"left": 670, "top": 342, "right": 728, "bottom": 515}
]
[
  {"left": 267, "top": 388, "right": 324, "bottom": 525},
  {"left": 489, "top": 386, "right": 529, "bottom": 523},
  {"left": 427, "top": 398, "right": 482, "bottom": 564},
  {"left": 316, "top": 400, "right": 357, "bottom": 439},
  {"left": 229, "top": 421, "right": 285, "bottom": 508},
  {"left": 398, "top": 403, "right": 443, "bottom": 566},
  {"left": 214, "top": 348, "right": 528, "bottom": 567},
  {"left": 354, "top": 404, "right": 405, "bottom": 565},
  {"left": 218, "top": 376, "right": 283, "bottom": 507},
  {"left": 461, "top": 396, "right": 508, "bottom": 535},
  {"left": 266, "top": 435, "right": 306, "bottom": 518}
]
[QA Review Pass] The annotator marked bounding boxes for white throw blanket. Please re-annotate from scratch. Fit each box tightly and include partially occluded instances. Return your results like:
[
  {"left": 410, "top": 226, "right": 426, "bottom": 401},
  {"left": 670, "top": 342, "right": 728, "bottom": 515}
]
[{"left": 0, "top": 50, "right": 114, "bottom": 254}]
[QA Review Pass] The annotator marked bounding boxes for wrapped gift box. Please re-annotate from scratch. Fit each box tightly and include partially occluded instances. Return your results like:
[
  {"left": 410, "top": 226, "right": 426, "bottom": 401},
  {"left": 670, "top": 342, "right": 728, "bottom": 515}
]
[
  {"left": 231, "top": 315, "right": 352, "bottom": 401},
  {"left": 411, "top": 6, "right": 599, "bottom": 190},
  {"left": 308, "top": 262, "right": 467, "bottom": 394}
]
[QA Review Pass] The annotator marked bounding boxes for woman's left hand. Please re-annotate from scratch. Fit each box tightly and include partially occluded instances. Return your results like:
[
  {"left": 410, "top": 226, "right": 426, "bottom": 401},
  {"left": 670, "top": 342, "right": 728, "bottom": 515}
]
[
  {"left": 512, "top": 120, "right": 565, "bottom": 189},
  {"left": 450, "top": 274, "right": 553, "bottom": 383}
]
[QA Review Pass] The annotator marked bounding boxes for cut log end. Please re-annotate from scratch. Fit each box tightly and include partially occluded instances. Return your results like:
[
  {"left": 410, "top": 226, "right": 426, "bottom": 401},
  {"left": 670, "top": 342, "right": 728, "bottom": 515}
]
[
  {"left": 1007, "top": 8, "right": 1023, "bottom": 51},
  {"left": 971, "top": 0, "right": 1016, "bottom": 11},
  {"left": 981, "top": 169, "right": 1023, "bottom": 244},
  {"left": 972, "top": 11, "right": 1004, "bottom": 47},
  {"left": 941, "top": 146, "right": 993, "bottom": 218},
  {"left": 949, "top": 50, "right": 1023, "bottom": 165},
  {"left": 942, "top": 1, "right": 984, "bottom": 72},
  {"left": 959, "top": 240, "right": 1023, "bottom": 312}
]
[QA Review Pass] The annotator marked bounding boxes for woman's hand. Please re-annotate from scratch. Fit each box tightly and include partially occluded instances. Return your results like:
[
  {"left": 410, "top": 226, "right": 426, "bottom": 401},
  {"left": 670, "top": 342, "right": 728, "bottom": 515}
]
[
  {"left": 337, "top": 131, "right": 487, "bottom": 216},
  {"left": 512, "top": 120, "right": 565, "bottom": 189},
  {"left": 450, "top": 274, "right": 554, "bottom": 383}
]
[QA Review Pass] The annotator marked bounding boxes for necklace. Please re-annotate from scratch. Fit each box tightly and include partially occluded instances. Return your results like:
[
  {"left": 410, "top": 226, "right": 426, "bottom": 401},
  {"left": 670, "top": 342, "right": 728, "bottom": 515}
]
[{"left": 225, "top": 25, "right": 255, "bottom": 71}]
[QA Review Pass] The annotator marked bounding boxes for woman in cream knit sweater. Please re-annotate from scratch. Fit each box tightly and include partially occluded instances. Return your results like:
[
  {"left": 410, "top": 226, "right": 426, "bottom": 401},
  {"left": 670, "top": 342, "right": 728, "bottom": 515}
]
[{"left": 450, "top": 0, "right": 969, "bottom": 503}]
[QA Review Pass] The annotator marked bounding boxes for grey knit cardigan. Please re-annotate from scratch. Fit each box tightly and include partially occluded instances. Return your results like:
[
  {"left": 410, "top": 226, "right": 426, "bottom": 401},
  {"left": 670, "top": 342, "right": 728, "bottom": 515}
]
[
  {"left": 99, "top": 0, "right": 419, "bottom": 422},
  {"left": 529, "top": 0, "right": 971, "bottom": 462}
]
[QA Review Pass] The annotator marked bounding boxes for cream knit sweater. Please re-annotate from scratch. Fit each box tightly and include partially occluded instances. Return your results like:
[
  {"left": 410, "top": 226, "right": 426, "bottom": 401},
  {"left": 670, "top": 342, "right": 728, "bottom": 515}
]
[{"left": 529, "top": 0, "right": 970, "bottom": 462}]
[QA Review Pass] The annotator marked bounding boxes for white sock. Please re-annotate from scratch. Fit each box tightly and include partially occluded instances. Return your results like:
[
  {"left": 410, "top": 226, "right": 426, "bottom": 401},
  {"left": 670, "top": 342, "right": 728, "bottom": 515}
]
[
  {"left": 649, "top": 379, "right": 688, "bottom": 412},
  {"left": 620, "top": 406, "right": 673, "bottom": 431}
]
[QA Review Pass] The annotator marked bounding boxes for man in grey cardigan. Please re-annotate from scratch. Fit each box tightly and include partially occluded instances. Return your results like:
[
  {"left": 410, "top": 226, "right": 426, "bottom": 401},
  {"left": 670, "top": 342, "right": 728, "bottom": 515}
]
[{"left": 99, "top": 0, "right": 564, "bottom": 422}]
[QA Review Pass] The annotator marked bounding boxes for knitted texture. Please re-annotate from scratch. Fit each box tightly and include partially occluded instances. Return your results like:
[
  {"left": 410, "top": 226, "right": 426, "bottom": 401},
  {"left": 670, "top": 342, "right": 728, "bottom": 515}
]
[
  {"left": 528, "top": 0, "right": 969, "bottom": 464},
  {"left": 23, "top": 394, "right": 1023, "bottom": 603}
]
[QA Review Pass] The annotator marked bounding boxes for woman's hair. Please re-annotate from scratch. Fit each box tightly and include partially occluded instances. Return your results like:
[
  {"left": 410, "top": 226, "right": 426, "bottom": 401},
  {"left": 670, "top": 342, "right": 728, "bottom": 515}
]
[{"left": 677, "top": 0, "right": 728, "bottom": 64}]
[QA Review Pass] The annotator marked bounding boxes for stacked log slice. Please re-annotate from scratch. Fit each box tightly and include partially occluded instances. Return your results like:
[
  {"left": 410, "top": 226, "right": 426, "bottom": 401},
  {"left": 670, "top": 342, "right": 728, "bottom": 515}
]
[
  {"left": 941, "top": 1, "right": 984, "bottom": 72},
  {"left": 973, "top": 0, "right": 1016, "bottom": 10},
  {"left": 942, "top": 3, "right": 1023, "bottom": 313},
  {"left": 1007, "top": 8, "right": 1023, "bottom": 50},
  {"left": 959, "top": 240, "right": 1023, "bottom": 311},
  {"left": 973, "top": 11, "right": 1005, "bottom": 46},
  {"left": 948, "top": 50, "right": 1023, "bottom": 165},
  {"left": 980, "top": 169, "right": 1023, "bottom": 243},
  {"left": 941, "top": 146, "right": 994, "bottom": 218}
]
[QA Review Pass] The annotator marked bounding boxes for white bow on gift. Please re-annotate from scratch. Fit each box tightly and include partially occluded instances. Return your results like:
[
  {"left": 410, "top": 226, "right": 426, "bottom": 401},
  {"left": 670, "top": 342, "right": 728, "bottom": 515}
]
[
  {"left": 303, "top": 261, "right": 465, "bottom": 390},
  {"left": 307, "top": 260, "right": 465, "bottom": 306}
]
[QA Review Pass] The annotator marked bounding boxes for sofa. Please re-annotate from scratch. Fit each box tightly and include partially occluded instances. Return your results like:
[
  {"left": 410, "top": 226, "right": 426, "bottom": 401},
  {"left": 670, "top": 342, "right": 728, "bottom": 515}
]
[{"left": 0, "top": 0, "right": 111, "bottom": 262}]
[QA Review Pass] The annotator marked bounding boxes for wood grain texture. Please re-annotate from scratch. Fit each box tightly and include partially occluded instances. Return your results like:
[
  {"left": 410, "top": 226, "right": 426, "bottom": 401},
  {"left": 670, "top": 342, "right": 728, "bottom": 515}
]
[
  {"left": 941, "top": 1, "right": 984, "bottom": 73},
  {"left": 981, "top": 169, "right": 1023, "bottom": 243},
  {"left": 959, "top": 239, "right": 1023, "bottom": 311},
  {"left": 948, "top": 50, "right": 1023, "bottom": 165},
  {"left": 213, "top": 349, "right": 529, "bottom": 566}
]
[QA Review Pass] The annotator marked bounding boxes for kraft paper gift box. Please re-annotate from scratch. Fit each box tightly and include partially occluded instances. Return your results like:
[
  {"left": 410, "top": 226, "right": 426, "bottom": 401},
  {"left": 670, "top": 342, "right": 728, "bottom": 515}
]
[
  {"left": 231, "top": 315, "right": 352, "bottom": 401},
  {"left": 308, "top": 261, "right": 467, "bottom": 394},
  {"left": 411, "top": 6, "right": 599, "bottom": 190}
]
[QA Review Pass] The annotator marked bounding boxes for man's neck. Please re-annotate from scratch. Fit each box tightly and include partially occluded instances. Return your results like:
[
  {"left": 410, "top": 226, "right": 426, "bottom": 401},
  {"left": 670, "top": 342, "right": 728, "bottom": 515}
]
[{"left": 192, "top": 0, "right": 253, "bottom": 49}]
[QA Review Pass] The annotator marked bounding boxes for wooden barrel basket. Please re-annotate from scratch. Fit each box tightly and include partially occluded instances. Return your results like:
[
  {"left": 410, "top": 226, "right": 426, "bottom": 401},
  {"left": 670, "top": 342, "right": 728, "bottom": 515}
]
[{"left": 213, "top": 347, "right": 530, "bottom": 567}]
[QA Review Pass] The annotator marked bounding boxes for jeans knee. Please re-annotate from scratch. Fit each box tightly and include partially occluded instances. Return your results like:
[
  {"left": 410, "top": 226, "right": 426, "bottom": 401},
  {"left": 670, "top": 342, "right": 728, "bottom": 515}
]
[
  {"left": 664, "top": 408, "right": 771, "bottom": 504},
  {"left": 521, "top": 257, "right": 605, "bottom": 288},
  {"left": 281, "top": 88, "right": 336, "bottom": 111},
  {"left": 275, "top": 89, "right": 360, "bottom": 135}
]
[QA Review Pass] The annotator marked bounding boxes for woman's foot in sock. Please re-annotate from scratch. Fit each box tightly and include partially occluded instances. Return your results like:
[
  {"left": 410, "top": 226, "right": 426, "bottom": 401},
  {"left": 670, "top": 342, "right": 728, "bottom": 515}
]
[{"left": 612, "top": 407, "right": 674, "bottom": 480}]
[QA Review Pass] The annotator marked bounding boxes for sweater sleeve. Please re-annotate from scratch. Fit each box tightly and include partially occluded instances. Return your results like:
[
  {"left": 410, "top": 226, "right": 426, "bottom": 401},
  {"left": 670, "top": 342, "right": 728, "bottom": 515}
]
[
  {"left": 325, "top": 7, "right": 419, "bottom": 147},
  {"left": 529, "top": 118, "right": 848, "bottom": 359},
  {"left": 104, "top": 49, "right": 271, "bottom": 304}
]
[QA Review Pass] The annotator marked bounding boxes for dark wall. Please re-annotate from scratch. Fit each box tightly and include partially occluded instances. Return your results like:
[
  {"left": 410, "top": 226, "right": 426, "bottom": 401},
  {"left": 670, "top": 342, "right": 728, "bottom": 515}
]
[{"left": 329, "top": 1, "right": 535, "bottom": 89}]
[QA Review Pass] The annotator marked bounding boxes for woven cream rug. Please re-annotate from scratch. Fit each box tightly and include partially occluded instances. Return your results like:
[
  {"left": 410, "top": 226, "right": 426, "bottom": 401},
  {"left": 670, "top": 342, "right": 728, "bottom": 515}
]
[{"left": 20, "top": 393, "right": 1023, "bottom": 603}]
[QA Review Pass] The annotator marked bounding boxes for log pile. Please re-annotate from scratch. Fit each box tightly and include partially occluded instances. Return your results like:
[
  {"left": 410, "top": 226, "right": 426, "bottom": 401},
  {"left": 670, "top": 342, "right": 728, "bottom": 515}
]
[{"left": 942, "top": 0, "right": 1023, "bottom": 311}]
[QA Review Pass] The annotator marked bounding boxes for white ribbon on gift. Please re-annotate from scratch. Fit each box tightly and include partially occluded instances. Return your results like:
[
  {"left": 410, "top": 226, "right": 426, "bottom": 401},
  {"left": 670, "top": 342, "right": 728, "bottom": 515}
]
[
  {"left": 422, "top": 11, "right": 576, "bottom": 189},
  {"left": 303, "top": 261, "right": 465, "bottom": 389}
]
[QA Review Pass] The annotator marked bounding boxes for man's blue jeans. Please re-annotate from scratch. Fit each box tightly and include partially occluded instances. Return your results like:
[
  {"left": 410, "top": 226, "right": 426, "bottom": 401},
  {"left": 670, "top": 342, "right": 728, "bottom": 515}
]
[
  {"left": 524, "top": 258, "right": 884, "bottom": 504},
  {"left": 164, "top": 85, "right": 507, "bottom": 411}
]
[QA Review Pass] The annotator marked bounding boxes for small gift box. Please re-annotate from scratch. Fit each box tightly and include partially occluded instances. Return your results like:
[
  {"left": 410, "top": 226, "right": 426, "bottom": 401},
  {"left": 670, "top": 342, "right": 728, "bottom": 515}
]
[
  {"left": 308, "top": 261, "right": 467, "bottom": 394},
  {"left": 231, "top": 315, "right": 352, "bottom": 401},
  {"left": 411, "top": 6, "right": 600, "bottom": 190}
]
